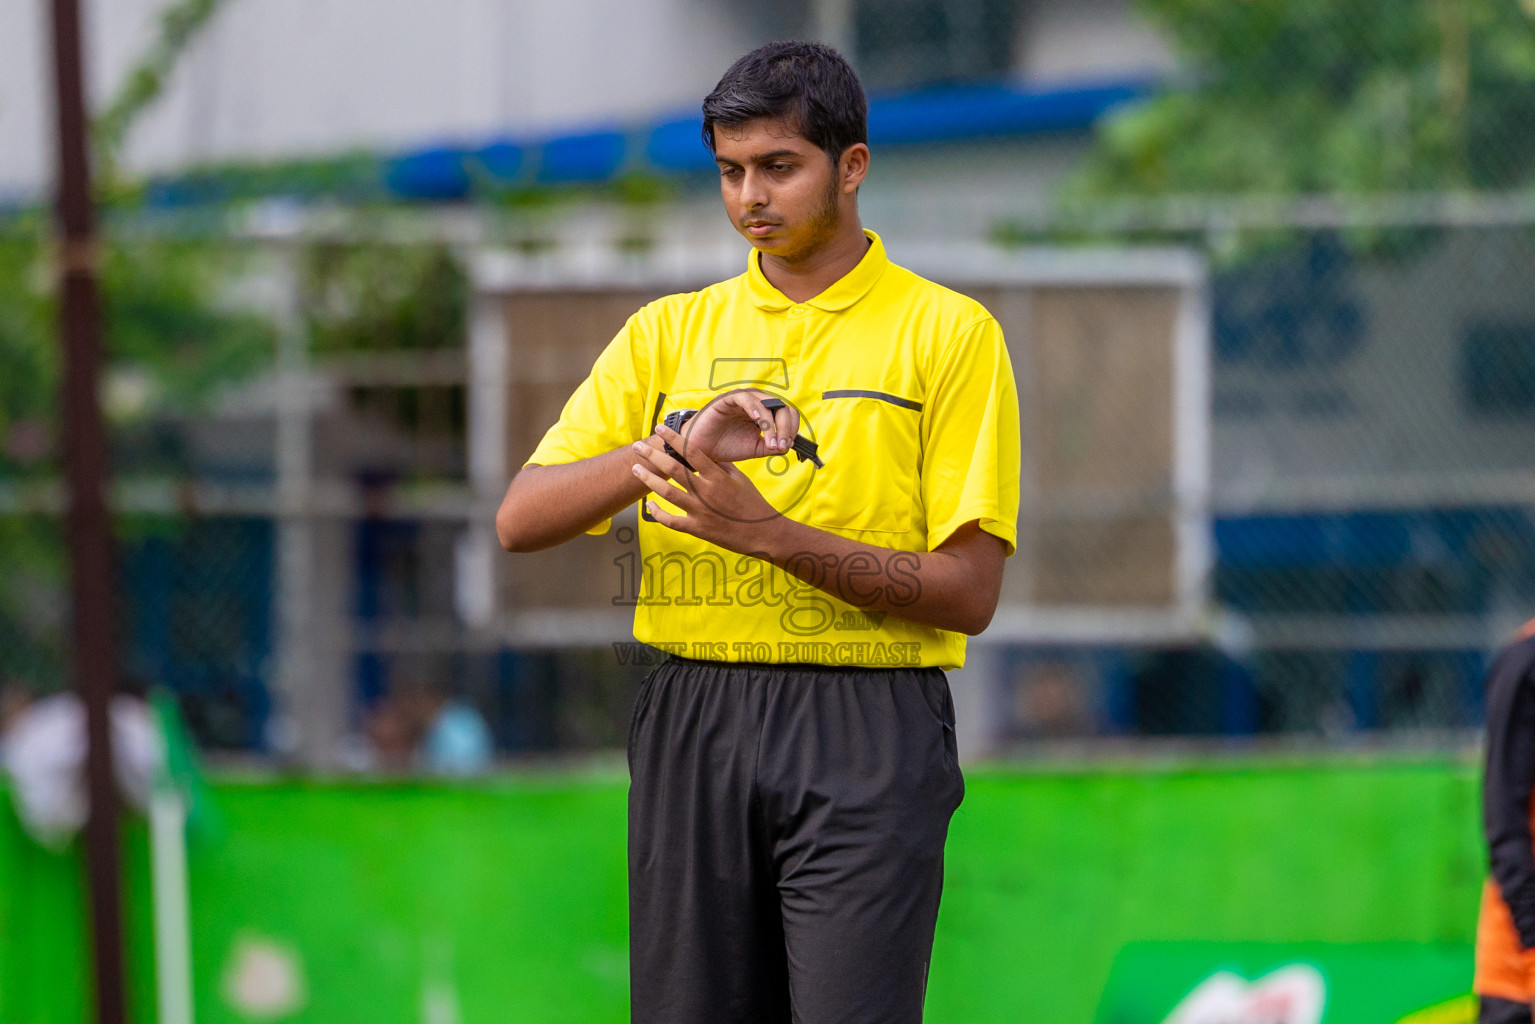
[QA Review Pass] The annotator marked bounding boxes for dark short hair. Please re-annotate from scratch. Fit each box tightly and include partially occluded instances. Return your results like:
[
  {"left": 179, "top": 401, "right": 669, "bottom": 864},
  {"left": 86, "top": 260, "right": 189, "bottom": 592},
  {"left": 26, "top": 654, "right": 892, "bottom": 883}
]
[{"left": 702, "top": 41, "right": 868, "bottom": 164}]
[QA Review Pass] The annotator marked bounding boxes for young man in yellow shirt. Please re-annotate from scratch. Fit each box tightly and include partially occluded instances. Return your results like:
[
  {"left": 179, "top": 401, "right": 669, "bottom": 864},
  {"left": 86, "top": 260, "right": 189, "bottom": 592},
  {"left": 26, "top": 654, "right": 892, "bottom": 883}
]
[{"left": 498, "top": 41, "right": 1019, "bottom": 1024}]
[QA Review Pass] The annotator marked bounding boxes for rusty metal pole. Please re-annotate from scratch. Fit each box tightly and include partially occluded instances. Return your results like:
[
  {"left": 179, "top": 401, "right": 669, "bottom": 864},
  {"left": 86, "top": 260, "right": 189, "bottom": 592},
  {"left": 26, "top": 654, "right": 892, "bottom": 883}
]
[{"left": 47, "top": 1, "right": 128, "bottom": 1022}]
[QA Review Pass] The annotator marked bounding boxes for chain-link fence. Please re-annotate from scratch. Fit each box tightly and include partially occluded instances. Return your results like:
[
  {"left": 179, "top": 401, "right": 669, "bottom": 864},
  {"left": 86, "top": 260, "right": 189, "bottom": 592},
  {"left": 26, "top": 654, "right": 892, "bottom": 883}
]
[{"left": 984, "top": 212, "right": 1535, "bottom": 744}]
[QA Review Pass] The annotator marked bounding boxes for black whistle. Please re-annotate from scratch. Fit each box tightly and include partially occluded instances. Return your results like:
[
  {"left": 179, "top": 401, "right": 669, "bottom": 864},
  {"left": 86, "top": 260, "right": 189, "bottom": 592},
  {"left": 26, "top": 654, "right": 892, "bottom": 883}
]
[{"left": 758, "top": 398, "right": 823, "bottom": 468}]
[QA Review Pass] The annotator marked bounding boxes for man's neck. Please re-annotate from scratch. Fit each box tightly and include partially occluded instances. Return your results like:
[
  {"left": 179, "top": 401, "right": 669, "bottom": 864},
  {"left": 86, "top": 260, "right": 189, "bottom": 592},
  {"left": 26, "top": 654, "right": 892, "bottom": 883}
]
[{"left": 759, "top": 217, "right": 871, "bottom": 304}]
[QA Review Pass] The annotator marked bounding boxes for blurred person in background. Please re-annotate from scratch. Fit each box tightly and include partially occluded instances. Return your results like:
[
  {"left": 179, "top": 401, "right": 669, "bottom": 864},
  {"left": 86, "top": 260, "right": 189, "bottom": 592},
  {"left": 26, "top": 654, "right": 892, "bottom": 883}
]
[
  {"left": 337, "top": 677, "right": 491, "bottom": 776},
  {"left": 497, "top": 41, "right": 1018, "bottom": 1024},
  {"left": 1476, "top": 619, "right": 1535, "bottom": 1021},
  {"left": 336, "top": 690, "right": 418, "bottom": 773},
  {"left": 397, "top": 678, "right": 493, "bottom": 777},
  {"left": 0, "top": 677, "right": 160, "bottom": 849},
  {"left": 1010, "top": 659, "right": 1093, "bottom": 740}
]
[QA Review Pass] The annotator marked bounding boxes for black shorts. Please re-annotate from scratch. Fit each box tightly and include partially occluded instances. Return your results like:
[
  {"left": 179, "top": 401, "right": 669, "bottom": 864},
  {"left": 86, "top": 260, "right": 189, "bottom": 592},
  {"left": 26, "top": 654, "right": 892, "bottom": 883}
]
[{"left": 627, "top": 656, "right": 965, "bottom": 1024}]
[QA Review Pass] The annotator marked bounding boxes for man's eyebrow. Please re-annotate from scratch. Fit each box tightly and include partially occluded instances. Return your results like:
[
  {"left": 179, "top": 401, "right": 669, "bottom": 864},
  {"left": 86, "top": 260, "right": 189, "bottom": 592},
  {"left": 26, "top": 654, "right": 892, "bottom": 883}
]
[{"left": 716, "top": 149, "right": 803, "bottom": 166}]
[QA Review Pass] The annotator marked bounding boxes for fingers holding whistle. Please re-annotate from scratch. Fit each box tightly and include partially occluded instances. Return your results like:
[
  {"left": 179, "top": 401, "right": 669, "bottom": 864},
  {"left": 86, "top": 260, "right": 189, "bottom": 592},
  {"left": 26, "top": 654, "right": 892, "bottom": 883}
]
[
  {"left": 725, "top": 390, "right": 793, "bottom": 455},
  {"left": 760, "top": 397, "right": 800, "bottom": 456}
]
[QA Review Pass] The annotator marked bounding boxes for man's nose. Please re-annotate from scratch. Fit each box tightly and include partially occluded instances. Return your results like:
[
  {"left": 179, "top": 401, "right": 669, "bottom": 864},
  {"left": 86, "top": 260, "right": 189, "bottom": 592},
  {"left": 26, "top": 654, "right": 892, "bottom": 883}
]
[{"left": 740, "top": 169, "right": 769, "bottom": 209}]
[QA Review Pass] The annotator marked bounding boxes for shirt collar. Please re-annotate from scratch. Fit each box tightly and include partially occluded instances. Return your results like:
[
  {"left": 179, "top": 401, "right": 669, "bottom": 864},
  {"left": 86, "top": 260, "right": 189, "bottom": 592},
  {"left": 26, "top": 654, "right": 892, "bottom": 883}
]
[{"left": 744, "top": 229, "right": 890, "bottom": 313}]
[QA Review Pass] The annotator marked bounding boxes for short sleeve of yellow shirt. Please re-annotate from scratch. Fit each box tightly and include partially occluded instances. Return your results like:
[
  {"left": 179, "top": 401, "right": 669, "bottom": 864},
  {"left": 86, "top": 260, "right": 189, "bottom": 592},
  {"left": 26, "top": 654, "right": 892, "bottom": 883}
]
[
  {"left": 524, "top": 310, "right": 653, "bottom": 535},
  {"left": 921, "top": 317, "right": 1019, "bottom": 556}
]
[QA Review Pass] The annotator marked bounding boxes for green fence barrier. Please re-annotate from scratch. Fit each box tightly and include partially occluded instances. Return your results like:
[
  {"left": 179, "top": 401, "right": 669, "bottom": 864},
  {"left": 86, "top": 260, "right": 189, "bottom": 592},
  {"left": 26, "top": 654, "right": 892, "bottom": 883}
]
[
  {"left": 0, "top": 755, "right": 1485, "bottom": 1024},
  {"left": 938, "top": 757, "right": 1483, "bottom": 1023}
]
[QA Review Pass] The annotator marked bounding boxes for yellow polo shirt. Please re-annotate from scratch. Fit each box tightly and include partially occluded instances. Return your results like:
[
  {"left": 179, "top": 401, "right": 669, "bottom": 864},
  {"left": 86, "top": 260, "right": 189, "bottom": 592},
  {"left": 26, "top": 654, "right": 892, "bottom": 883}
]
[{"left": 526, "top": 230, "right": 1019, "bottom": 669}]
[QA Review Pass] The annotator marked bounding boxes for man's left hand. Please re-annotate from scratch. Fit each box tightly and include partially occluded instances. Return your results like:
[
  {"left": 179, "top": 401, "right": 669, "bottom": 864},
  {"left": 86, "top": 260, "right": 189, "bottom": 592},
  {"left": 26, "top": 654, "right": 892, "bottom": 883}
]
[{"left": 631, "top": 425, "right": 779, "bottom": 549}]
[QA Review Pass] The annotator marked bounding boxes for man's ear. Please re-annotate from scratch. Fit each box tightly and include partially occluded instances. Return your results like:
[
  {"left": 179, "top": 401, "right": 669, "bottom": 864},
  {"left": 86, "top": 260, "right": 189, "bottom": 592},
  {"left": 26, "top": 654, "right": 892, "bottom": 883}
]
[{"left": 840, "top": 143, "right": 870, "bottom": 193}]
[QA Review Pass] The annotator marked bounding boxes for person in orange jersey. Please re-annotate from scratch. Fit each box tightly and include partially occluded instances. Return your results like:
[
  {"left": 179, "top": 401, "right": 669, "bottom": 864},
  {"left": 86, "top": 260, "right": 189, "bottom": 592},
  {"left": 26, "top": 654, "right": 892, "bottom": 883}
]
[{"left": 1477, "top": 618, "right": 1535, "bottom": 1021}]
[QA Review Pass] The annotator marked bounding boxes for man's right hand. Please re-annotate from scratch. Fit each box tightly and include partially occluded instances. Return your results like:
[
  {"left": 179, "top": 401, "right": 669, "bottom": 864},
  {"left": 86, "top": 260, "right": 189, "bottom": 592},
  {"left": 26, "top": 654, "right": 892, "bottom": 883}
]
[
  {"left": 498, "top": 390, "right": 801, "bottom": 553},
  {"left": 678, "top": 389, "right": 800, "bottom": 463}
]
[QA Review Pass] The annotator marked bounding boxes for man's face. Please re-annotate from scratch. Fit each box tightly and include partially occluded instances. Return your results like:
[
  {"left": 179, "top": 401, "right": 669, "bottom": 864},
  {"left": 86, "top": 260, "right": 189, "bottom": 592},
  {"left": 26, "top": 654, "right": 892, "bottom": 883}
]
[{"left": 713, "top": 118, "right": 854, "bottom": 264}]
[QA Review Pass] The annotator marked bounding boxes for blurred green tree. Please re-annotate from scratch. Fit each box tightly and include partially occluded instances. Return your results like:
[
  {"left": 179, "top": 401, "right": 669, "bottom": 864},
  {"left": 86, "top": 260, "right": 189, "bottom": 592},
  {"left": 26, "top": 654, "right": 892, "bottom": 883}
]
[
  {"left": 301, "top": 242, "right": 466, "bottom": 354},
  {"left": 0, "top": 229, "right": 276, "bottom": 689},
  {"left": 1074, "top": 0, "right": 1535, "bottom": 197},
  {"left": 94, "top": 0, "right": 231, "bottom": 192},
  {"left": 0, "top": 231, "right": 274, "bottom": 473}
]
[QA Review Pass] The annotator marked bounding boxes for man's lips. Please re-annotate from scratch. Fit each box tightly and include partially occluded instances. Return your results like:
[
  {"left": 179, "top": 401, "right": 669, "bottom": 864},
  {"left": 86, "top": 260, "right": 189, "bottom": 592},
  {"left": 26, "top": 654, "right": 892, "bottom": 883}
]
[{"left": 742, "top": 221, "right": 779, "bottom": 237}]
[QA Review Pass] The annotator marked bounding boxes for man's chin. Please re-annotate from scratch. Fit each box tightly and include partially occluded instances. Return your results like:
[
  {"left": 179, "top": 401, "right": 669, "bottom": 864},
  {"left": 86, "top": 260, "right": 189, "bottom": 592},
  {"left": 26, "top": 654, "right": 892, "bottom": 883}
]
[
  {"left": 745, "top": 235, "right": 792, "bottom": 258},
  {"left": 740, "top": 227, "right": 831, "bottom": 264}
]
